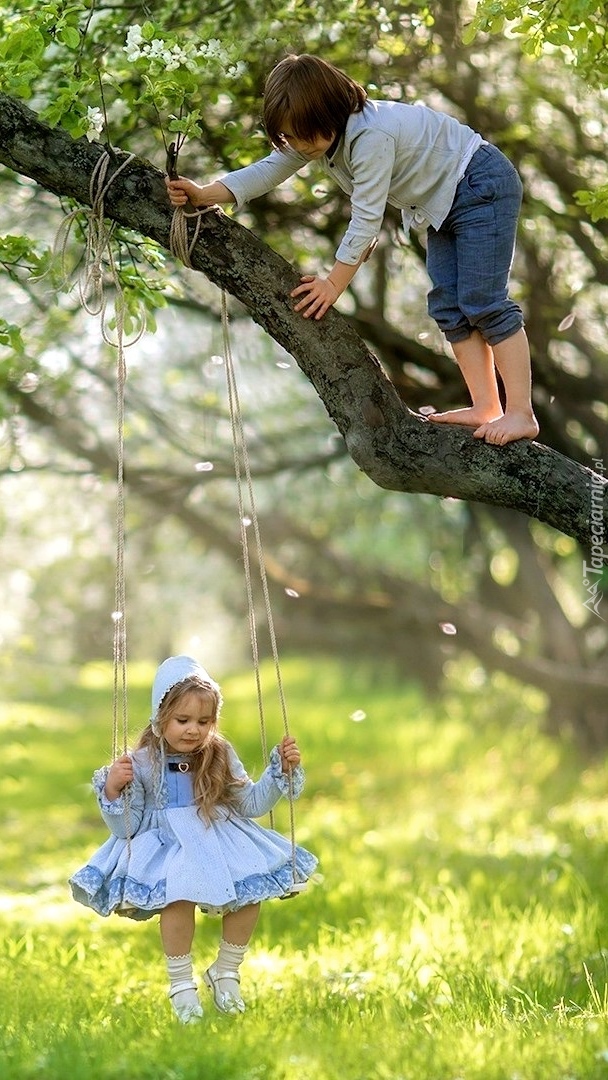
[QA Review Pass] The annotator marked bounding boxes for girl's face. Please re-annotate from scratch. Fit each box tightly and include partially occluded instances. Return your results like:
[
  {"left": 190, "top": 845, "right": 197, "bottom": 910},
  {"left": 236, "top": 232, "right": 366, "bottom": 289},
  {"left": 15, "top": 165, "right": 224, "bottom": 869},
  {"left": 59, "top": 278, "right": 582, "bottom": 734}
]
[
  {"left": 163, "top": 689, "right": 216, "bottom": 754},
  {"left": 279, "top": 129, "right": 335, "bottom": 158}
]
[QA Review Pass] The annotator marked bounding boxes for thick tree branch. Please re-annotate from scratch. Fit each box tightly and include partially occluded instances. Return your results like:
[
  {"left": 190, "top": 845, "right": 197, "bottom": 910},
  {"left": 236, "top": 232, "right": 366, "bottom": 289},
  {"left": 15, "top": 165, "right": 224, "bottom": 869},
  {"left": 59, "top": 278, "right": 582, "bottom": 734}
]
[{"left": 0, "top": 93, "right": 606, "bottom": 544}]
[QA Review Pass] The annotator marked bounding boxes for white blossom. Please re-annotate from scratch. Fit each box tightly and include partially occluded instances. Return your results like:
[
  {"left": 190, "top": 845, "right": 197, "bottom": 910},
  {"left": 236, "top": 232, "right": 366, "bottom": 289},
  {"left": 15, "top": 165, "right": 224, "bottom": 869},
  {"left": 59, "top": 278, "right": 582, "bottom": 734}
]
[
  {"left": 123, "top": 26, "right": 237, "bottom": 75},
  {"left": 227, "top": 61, "right": 247, "bottom": 79},
  {"left": 124, "top": 24, "right": 144, "bottom": 61},
  {"left": 125, "top": 24, "right": 143, "bottom": 47},
  {"left": 202, "top": 38, "right": 223, "bottom": 58},
  {"left": 165, "top": 44, "right": 190, "bottom": 71},
  {"left": 85, "top": 106, "right": 104, "bottom": 142},
  {"left": 147, "top": 39, "right": 167, "bottom": 59}
]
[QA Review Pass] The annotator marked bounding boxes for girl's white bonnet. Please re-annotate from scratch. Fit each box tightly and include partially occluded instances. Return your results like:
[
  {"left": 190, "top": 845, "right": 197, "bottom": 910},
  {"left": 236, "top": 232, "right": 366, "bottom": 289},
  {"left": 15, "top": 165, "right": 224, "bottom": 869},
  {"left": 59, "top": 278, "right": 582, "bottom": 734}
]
[{"left": 150, "top": 654, "right": 222, "bottom": 735}]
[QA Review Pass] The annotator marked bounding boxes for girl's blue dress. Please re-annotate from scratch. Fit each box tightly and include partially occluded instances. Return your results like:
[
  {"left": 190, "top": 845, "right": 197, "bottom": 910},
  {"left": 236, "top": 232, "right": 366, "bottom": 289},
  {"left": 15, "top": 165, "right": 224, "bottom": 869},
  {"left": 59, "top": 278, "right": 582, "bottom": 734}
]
[{"left": 69, "top": 744, "right": 317, "bottom": 920}]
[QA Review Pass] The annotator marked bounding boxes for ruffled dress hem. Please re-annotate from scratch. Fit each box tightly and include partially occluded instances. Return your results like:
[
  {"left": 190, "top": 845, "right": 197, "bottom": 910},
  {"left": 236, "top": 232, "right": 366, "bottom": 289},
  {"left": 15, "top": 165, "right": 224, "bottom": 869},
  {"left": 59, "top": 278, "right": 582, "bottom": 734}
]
[{"left": 70, "top": 848, "right": 316, "bottom": 920}]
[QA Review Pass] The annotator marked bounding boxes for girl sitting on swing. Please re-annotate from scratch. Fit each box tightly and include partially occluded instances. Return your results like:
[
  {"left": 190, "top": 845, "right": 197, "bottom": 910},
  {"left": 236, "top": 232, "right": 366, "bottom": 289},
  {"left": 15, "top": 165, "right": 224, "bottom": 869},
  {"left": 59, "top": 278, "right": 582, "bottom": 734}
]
[{"left": 70, "top": 654, "right": 317, "bottom": 1024}]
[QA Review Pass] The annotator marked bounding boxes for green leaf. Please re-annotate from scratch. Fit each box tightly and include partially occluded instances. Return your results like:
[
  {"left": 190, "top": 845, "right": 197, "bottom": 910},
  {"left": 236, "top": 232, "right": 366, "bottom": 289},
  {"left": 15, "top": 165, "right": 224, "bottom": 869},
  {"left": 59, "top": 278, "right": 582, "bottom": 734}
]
[
  {"left": 1, "top": 27, "right": 46, "bottom": 61},
  {"left": 0, "top": 318, "right": 26, "bottom": 356},
  {"left": 461, "top": 22, "right": 478, "bottom": 45},
  {"left": 57, "top": 26, "right": 81, "bottom": 50}
]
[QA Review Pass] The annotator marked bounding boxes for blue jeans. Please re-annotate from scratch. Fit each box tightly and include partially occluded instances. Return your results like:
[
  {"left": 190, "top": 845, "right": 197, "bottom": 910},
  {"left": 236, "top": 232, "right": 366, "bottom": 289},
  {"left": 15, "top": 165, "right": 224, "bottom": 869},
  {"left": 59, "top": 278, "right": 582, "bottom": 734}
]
[{"left": 426, "top": 143, "right": 524, "bottom": 346}]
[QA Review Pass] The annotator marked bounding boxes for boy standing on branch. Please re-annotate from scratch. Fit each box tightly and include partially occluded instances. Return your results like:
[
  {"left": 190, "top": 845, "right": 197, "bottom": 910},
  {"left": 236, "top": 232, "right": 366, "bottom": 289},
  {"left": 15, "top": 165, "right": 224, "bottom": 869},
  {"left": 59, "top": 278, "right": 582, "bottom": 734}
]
[{"left": 167, "top": 54, "right": 539, "bottom": 446}]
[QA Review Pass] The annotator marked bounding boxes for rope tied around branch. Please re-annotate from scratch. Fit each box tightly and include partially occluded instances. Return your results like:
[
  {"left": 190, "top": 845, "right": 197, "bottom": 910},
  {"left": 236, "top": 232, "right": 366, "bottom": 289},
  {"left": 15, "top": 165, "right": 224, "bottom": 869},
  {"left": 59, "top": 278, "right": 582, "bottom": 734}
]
[{"left": 168, "top": 203, "right": 215, "bottom": 269}]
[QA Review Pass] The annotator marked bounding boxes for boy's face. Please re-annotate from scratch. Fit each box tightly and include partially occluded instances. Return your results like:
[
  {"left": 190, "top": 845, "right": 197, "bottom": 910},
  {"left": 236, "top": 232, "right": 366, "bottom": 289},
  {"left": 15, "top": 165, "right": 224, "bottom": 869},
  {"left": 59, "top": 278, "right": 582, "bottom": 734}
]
[
  {"left": 163, "top": 689, "right": 216, "bottom": 754},
  {"left": 279, "top": 129, "right": 335, "bottom": 158}
]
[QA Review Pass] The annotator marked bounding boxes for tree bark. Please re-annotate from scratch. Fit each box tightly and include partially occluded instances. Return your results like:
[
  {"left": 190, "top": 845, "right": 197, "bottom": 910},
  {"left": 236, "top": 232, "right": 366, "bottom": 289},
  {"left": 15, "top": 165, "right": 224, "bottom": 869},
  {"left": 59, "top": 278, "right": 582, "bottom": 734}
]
[{"left": 0, "top": 93, "right": 605, "bottom": 544}]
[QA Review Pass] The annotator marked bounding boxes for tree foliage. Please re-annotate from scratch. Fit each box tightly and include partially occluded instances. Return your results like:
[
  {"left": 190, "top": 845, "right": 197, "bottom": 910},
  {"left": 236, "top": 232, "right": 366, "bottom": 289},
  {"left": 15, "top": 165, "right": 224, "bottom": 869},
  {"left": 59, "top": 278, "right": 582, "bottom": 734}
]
[
  {"left": 463, "top": 1, "right": 608, "bottom": 220},
  {"left": 464, "top": 1, "right": 608, "bottom": 85}
]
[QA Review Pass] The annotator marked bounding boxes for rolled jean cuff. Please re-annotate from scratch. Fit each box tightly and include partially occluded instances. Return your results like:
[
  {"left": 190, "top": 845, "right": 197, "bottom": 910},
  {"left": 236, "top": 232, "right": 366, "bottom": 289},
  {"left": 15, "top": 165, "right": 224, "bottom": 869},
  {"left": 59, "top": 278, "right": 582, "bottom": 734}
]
[{"left": 445, "top": 315, "right": 524, "bottom": 346}]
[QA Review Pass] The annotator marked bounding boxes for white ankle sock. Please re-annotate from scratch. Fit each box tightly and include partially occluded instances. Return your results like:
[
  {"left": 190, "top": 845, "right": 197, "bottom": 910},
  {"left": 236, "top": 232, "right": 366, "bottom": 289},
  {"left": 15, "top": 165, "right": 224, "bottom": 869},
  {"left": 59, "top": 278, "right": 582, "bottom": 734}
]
[
  {"left": 214, "top": 939, "right": 248, "bottom": 999},
  {"left": 166, "top": 953, "right": 203, "bottom": 1022}
]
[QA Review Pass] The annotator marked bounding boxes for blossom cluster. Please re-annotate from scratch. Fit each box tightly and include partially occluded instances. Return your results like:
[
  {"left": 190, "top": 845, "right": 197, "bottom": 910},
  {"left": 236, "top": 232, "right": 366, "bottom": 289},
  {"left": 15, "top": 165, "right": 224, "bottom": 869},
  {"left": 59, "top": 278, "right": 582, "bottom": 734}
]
[
  {"left": 124, "top": 25, "right": 246, "bottom": 78},
  {"left": 86, "top": 105, "right": 104, "bottom": 142}
]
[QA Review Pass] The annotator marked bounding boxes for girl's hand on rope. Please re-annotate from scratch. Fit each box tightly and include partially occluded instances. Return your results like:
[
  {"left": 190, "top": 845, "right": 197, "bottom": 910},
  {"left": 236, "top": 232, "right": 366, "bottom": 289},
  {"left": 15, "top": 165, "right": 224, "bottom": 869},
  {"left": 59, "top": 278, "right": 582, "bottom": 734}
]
[
  {"left": 104, "top": 754, "right": 133, "bottom": 801},
  {"left": 291, "top": 275, "right": 340, "bottom": 320},
  {"left": 279, "top": 736, "right": 301, "bottom": 773}
]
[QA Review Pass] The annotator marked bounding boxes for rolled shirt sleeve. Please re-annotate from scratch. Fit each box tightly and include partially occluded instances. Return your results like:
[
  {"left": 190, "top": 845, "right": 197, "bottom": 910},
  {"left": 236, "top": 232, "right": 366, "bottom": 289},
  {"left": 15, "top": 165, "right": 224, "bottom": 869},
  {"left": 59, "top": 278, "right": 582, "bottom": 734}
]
[
  {"left": 334, "top": 129, "right": 395, "bottom": 264},
  {"left": 220, "top": 147, "right": 309, "bottom": 210}
]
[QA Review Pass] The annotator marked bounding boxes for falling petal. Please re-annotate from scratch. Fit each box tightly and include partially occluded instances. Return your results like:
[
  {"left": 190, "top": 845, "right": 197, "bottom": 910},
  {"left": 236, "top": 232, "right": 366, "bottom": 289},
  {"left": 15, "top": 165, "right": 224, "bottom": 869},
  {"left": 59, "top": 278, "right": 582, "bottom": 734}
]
[
  {"left": 439, "top": 622, "right": 457, "bottom": 635},
  {"left": 558, "top": 313, "right": 575, "bottom": 332},
  {"left": 417, "top": 332, "right": 430, "bottom": 340},
  {"left": 350, "top": 709, "right": 367, "bottom": 722},
  {"left": 419, "top": 405, "right": 436, "bottom": 416},
  {"left": 276, "top": 361, "right": 291, "bottom": 369},
  {"left": 210, "top": 354, "right": 224, "bottom": 365},
  {"left": 18, "top": 372, "right": 39, "bottom": 392},
  {"left": 195, "top": 461, "right": 214, "bottom": 472},
  {"left": 242, "top": 515, "right": 252, "bottom": 527},
  {"left": 285, "top": 588, "right": 300, "bottom": 598},
  {"left": 111, "top": 611, "right": 123, "bottom": 622}
]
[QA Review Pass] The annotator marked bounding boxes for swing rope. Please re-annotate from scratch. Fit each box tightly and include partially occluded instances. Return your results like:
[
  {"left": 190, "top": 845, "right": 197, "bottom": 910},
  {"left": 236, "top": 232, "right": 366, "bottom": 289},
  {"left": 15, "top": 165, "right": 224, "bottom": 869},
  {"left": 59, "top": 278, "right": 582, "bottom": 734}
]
[
  {"left": 54, "top": 149, "right": 136, "bottom": 839},
  {"left": 111, "top": 319, "right": 128, "bottom": 768},
  {"left": 169, "top": 202, "right": 300, "bottom": 887},
  {"left": 220, "top": 291, "right": 297, "bottom": 874}
]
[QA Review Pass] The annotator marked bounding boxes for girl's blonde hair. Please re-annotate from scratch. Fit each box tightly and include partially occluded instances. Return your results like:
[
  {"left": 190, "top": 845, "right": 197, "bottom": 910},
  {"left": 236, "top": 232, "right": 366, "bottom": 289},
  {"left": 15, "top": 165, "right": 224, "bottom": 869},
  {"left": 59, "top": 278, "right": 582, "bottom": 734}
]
[
  {"left": 263, "top": 54, "right": 367, "bottom": 149},
  {"left": 137, "top": 676, "right": 245, "bottom": 822}
]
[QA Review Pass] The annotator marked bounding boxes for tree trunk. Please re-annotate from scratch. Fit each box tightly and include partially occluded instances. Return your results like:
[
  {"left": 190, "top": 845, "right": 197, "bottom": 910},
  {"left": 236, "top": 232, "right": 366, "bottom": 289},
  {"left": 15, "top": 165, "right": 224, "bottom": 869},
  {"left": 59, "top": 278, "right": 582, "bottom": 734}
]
[{"left": 0, "top": 92, "right": 606, "bottom": 545}]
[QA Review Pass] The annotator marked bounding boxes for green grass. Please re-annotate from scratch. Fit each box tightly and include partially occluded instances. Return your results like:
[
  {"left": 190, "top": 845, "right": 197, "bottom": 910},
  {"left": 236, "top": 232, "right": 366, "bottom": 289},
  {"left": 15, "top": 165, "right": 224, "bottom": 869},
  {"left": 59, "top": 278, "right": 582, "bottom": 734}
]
[{"left": 2, "top": 656, "right": 608, "bottom": 1078}]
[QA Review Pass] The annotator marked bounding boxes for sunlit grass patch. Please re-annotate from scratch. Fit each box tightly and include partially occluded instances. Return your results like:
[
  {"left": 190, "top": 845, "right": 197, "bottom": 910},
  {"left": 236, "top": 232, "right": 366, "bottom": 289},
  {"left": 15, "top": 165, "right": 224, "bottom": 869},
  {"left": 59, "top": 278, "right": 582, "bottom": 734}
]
[
  {"left": 2, "top": 657, "right": 608, "bottom": 1078},
  {"left": 2, "top": 916, "right": 608, "bottom": 1080}
]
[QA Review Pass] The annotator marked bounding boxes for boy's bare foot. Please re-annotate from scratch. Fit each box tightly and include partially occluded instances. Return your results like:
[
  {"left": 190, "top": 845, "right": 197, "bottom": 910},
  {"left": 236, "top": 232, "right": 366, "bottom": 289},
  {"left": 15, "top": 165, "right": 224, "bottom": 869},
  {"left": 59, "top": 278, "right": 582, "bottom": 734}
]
[
  {"left": 473, "top": 410, "right": 540, "bottom": 445},
  {"left": 428, "top": 406, "right": 503, "bottom": 428}
]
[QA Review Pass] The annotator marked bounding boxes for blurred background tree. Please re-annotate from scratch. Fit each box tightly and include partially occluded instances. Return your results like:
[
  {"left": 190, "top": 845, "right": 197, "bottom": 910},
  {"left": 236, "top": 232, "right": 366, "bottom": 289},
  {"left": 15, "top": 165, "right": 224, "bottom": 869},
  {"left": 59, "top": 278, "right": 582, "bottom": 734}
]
[{"left": 0, "top": 0, "right": 606, "bottom": 747}]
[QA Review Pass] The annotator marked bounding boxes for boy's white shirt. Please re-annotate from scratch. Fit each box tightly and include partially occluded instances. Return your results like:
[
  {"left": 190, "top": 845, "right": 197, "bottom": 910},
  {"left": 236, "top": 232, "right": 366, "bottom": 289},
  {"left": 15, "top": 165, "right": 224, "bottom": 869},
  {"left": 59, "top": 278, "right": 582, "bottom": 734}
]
[{"left": 221, "top": 99, "right": 483, "bottom": 265}]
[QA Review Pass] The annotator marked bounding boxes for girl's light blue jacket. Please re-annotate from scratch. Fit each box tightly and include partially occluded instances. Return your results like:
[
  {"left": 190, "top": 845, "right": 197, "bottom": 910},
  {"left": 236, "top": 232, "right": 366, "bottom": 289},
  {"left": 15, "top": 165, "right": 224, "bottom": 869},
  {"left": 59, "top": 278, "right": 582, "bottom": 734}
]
[{"left": 221, "top": 99, "right": 483, "bottom": 265}]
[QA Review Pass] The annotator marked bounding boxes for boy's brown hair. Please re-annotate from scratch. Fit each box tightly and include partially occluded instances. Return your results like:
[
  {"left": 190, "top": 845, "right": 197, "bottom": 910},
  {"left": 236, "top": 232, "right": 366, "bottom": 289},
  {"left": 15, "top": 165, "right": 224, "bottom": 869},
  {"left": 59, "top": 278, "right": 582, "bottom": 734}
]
[{"left": 263, "top": 54, "right": 367, "bottom": 148}]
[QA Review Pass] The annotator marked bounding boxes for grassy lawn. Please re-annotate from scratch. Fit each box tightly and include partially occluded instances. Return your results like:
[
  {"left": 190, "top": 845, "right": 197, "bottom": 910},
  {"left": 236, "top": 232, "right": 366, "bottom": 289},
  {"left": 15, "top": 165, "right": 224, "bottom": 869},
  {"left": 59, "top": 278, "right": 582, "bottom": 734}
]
[{"left": 1, "top": 656, "right": 608, "bottom": 1079}]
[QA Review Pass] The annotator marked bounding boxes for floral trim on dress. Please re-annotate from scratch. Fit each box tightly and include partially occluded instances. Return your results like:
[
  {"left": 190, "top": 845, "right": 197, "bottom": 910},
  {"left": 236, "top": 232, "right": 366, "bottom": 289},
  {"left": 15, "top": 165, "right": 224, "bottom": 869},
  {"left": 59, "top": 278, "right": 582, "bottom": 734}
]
[
  {"left": 92, "top": 766, "right": 126, "bottom": 814},
  {"left": 70, "top": 844, "right": 317, "bottom": 920},
  {"left": 268, "top": 745, "right": 305, "bottom": 798}
]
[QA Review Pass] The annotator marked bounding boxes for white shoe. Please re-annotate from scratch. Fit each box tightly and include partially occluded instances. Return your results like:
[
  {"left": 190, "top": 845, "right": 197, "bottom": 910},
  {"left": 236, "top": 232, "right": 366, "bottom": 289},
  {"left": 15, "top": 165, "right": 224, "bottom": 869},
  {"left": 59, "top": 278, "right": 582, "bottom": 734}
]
[
  {"left": 168, "top": 980, "right": 204, "bottom": 1024},
  {"left": 203, "top": 963, "right": 245, "bottom": 1015}
]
